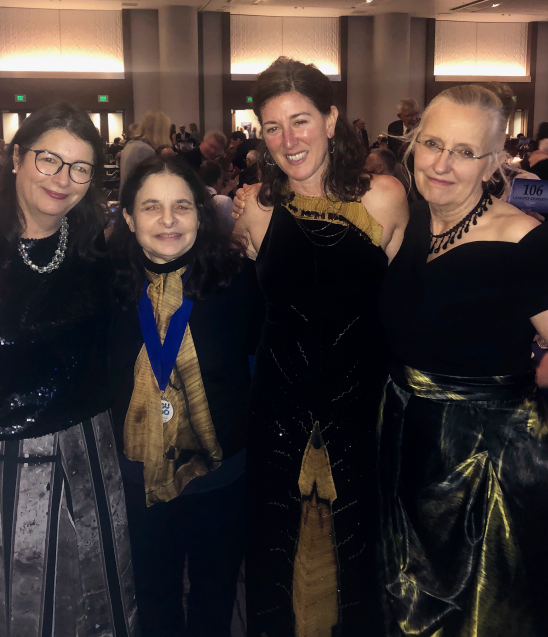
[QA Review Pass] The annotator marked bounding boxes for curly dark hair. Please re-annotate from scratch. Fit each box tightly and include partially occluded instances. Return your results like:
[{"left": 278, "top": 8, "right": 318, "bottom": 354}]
[
  {"left": 252, "top": 57, "right": 370, "bottom": 207},
  {"left": 110, "top": 155, "right": 245, "bottom": 304},
  {"left": 0, "top": 102, "right": 105, "bottom": 260}
]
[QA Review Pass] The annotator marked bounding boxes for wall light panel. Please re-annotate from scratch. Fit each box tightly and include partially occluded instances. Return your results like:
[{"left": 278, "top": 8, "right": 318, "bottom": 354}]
[
  {"left": 435, "top": 21, "right": 528, "bottom": 78},
  {"left": 0, "top": 8, "right": 124, "bottom": 77},
  {"left": 231, "top": 15, "right": 340, "bottom": 79}
]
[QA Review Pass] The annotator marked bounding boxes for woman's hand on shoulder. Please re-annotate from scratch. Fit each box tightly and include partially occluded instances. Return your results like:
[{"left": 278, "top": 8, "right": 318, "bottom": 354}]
[
  {"left": 232, "top": 182, "right": 273, "bottom": 259},
  {"left": 363, "top": 174, "right": 409, "bottom": 263},
  {"left": 232, "top": 182, "right": 261, "bottom": 220}
]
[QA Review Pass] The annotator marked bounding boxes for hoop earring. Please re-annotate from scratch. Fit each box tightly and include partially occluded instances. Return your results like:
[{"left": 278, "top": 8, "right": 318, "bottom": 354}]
[{"left": 264, "top": 149, "right": 276, "bottom": 167}]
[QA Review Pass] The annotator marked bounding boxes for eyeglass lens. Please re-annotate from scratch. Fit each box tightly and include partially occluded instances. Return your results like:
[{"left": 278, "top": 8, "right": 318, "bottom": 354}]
[
  {"left": 35, "top": 151, "right": 93, "bottom": 184},
  {"left": 419, "top": 141, "right": 475, "bottom": 161}
]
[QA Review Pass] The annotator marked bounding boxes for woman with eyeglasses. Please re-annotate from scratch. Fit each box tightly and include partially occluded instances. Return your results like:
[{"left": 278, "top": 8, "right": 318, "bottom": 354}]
[
  {"left": 378, "top": 85, "right": 548, "bottom": 636},
  {"left": 0, "top": 103, "right": 137, "bottom": 636}
]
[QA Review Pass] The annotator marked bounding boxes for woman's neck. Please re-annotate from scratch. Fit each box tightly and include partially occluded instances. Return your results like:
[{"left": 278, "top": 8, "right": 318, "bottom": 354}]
[
  {"left": 429, "top": 188, "right": 484, "bottom": 235},
  {"left": 20, "top": 209, "right": 65, "bottom": 240}
]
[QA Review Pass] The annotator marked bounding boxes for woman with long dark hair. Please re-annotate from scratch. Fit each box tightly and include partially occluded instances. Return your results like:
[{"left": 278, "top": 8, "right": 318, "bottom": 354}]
[
  {"left": 233, "top": 57, "right": 409, "bottom": 636},
  {"left": 0, "top": 103, "right": 137, "bottom": 635},
  {"left": 108, "top": 155, "right": 263, "bottom": 637}
]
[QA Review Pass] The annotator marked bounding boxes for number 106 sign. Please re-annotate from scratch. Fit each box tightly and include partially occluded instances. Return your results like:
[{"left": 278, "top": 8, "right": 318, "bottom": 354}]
[{"left": 508, "top": 179, "right": 548, "bottom": 213}]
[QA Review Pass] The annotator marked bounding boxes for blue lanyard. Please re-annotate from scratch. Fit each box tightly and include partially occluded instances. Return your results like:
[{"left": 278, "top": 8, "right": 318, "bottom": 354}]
[{"left": 137, "top": 268, "right": 193, "bottom": 393}]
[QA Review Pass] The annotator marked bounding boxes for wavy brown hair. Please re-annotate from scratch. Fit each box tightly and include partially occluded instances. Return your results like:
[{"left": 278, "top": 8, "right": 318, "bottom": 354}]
[{"left": 252, "top": 57, "right": 370, "bottom": 207}]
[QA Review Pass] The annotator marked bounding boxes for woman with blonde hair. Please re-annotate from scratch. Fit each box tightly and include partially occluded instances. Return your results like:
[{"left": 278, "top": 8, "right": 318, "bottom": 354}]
[
  {"left": 120, "top": 110, "right": 173, "bottom": 187},
  {"left": 378, "top": 83, "right": 548, "bottom": 636}
]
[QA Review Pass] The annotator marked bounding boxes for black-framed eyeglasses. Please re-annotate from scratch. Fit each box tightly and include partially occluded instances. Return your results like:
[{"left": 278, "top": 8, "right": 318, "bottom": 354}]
[
  {"left": 24, "top": 148, "right": 95, "bottom": 184},
  {"left": 416, "top": 139, "right": 492, "bottom": 162}
]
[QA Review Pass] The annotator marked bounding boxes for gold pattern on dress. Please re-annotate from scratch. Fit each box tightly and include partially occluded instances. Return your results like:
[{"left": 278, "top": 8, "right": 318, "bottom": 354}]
[
  {"left": 124, "top": 266, "right": 222, "bottom": 506},
  {"left": 293, "top": 421, "right": 340, "bottom": 637},
  {"left": 404, "top": 367, "right": 466, "bottom": 401},
  {"left": 285, "top": 192, "right": 383, "bottom": 247}
]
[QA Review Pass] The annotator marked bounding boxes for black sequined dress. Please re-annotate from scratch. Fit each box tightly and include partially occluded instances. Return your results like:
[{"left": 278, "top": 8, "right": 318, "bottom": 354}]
[{"left": 246, "top": 193, "right": 387, "bottom": 637}]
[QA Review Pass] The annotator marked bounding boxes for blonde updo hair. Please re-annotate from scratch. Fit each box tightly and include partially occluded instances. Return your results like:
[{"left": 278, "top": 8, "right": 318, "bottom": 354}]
[
  {"left": 134, "top": 110, "right": 172, "bottom": 150},
  {"left": 402, "top": 84, "right": 510, "bottom": 187}
]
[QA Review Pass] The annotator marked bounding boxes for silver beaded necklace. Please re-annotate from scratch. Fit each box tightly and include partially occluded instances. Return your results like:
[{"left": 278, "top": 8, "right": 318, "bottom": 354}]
[{"left": 18, "top": 216, "right": 69, "bottom": 273}]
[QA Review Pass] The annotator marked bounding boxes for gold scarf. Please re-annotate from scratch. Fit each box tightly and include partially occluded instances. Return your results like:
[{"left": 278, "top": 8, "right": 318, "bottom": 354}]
[{"left": 124, "top": 266, "right": 222, "bottom": 506}]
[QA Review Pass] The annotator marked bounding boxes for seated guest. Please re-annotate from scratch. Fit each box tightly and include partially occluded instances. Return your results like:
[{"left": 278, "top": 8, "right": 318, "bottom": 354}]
[
  {"left": 199, "top": 159, "right": 235, "bottom": 231},
  {"left": 371, "top": 135, "right": 389, "bottom": 150},
  {"left": 180, "top": 131, "right": 226, "bottom": 172},
  {"left": 387, "top": 98, "right": 420, "bottom": 156},
  {"left": 109, "top": 136, "right": 124, "bottom": 157},
  {"left": 218, "top": 156, "right": 238, "bottom": 198},
  {"left": 238, "top": 149, "right": 260, "bottom": 187},
  {"left": 227, "top": 131, "right": 247, "bottom": 158},
  {"left": 230, "top": 132, "right": 261, "bottom": 171},
  {"left": 109, "top": 155, "right": 264, "bottom": 637},
  {"left": 365, "top": 148, "right": 397, "bottom": 175},
  {"left": 120, "top": 110, "right": 173, "bottom": 187}
]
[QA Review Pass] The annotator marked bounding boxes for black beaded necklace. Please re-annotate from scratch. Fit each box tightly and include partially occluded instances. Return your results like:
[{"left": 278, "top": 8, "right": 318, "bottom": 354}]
[{"left": 429, "top": 190, "right": 493, "bottom": 255}]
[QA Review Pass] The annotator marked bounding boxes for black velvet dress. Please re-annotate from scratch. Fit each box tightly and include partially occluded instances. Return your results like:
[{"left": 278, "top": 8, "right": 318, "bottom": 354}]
[
  {"left": 0, "top": 226, "right": 137, "bottom": 636},
  {"left": 378, "top": 204, "right": 548, "bottom": 637},
  {"left": 246, "top": 193, "right": 387, "bottom": 637}
]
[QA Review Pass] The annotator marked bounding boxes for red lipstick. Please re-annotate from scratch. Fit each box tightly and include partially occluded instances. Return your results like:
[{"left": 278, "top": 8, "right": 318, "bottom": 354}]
[{"left": 44, "top": 188, "right": 69, "bottom": 200}]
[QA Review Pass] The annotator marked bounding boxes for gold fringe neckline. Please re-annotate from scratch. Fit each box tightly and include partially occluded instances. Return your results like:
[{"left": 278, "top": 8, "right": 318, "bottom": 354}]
[{"left": 285, "top": 192, "right": 383, "bottom": 247}]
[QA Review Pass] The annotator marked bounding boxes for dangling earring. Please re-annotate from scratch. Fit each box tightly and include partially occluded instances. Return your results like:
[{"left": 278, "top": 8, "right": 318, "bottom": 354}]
[
  {"left": 329, "top": 137, "right": 335, "bottom": 155},
  {"left": 264, "top": 149, "right": 276, "bottom": 166}
]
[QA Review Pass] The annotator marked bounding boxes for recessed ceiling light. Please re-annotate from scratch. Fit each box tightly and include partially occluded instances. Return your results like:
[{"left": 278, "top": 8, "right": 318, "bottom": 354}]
[{"left": 366, "top": 0, "right": 373, "bottom": 3}]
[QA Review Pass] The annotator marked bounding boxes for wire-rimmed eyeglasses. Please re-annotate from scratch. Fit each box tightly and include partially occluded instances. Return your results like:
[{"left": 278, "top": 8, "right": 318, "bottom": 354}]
[
  {"left": 416, "top": 139, "right": 492, "bottom": 162},
  {"left": 24, "top": 148, "right": 95, "bottom": 184}
]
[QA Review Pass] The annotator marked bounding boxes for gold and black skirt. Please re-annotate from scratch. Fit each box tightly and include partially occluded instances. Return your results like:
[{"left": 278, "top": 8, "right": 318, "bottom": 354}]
[{"left": 378, "top": 365, "right": 548, "bottom": 637}]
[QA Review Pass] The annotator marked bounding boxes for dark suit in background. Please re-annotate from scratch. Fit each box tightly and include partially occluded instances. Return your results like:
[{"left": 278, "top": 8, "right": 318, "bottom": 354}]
[{"left": 387, "top": 120, "right": 404, "bottom": 157}]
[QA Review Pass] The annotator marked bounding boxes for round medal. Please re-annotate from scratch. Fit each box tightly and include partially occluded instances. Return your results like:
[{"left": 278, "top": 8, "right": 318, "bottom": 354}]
[{"left": 161, "top": 399, "right": 174, "bottom": 423}]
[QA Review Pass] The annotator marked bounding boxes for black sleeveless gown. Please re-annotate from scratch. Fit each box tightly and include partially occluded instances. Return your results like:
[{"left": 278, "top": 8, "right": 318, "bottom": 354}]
[{"left": 246, "top": 193, "right": 387, "bottom": 637}]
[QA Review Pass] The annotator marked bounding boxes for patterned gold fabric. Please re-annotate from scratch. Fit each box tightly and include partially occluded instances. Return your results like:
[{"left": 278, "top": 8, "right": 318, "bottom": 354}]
[
  {"left": 124, "top": 267, "right": 222, "bottom": 506},
  {"left": 378, "top": 364, "right": 547, "bottom": 636},
  {"left": 293, "top": 422, "right": 339, "bottom": 637},
  {"left": 285, "top": 192, "right": 383, "bottom": 247}
]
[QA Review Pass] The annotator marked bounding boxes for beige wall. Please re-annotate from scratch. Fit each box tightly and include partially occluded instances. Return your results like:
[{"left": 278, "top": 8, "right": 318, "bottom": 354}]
[
  {"left": 202, "top": 12, "right": 223, "bottom": 134},
  {"left": 130, "top": 9, "right": 160, "bottom": 124}
]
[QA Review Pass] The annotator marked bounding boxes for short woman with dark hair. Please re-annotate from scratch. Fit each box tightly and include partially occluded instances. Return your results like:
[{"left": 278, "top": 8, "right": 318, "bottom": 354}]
[
  {"left": 0, "top": 103, "right": 137, "bottom": 635},
  {"left": 233, "top": 56, "right": 408, "bottom": 636},
  {"left": 108, "top": 155, "right": 263, "bottom": 637}
]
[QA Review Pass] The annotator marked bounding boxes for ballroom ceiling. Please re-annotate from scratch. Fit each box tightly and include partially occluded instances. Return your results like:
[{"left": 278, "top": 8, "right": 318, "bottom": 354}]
[{"left": 1, "top": 0, "right": 547, "bottom": 20}]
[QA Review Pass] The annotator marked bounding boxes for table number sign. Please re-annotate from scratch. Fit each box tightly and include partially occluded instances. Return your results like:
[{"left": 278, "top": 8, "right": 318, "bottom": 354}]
[{"left": 508, "top": 179, "right": 548, "bottom": 213}]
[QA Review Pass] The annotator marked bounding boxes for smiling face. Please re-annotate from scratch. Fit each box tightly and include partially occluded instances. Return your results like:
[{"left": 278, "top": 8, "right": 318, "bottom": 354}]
[
  {"left": 14, "top": 128, "right": 94, "bottom": 231},
  {"left": 123, "top": 172, "right": 200, "bottom": 264},
  {"left": 261, "top": 91, "right": 337, "bottom": 193},
  {"left": 413, "top": 101, "right": 498, "bottom": 209}
]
